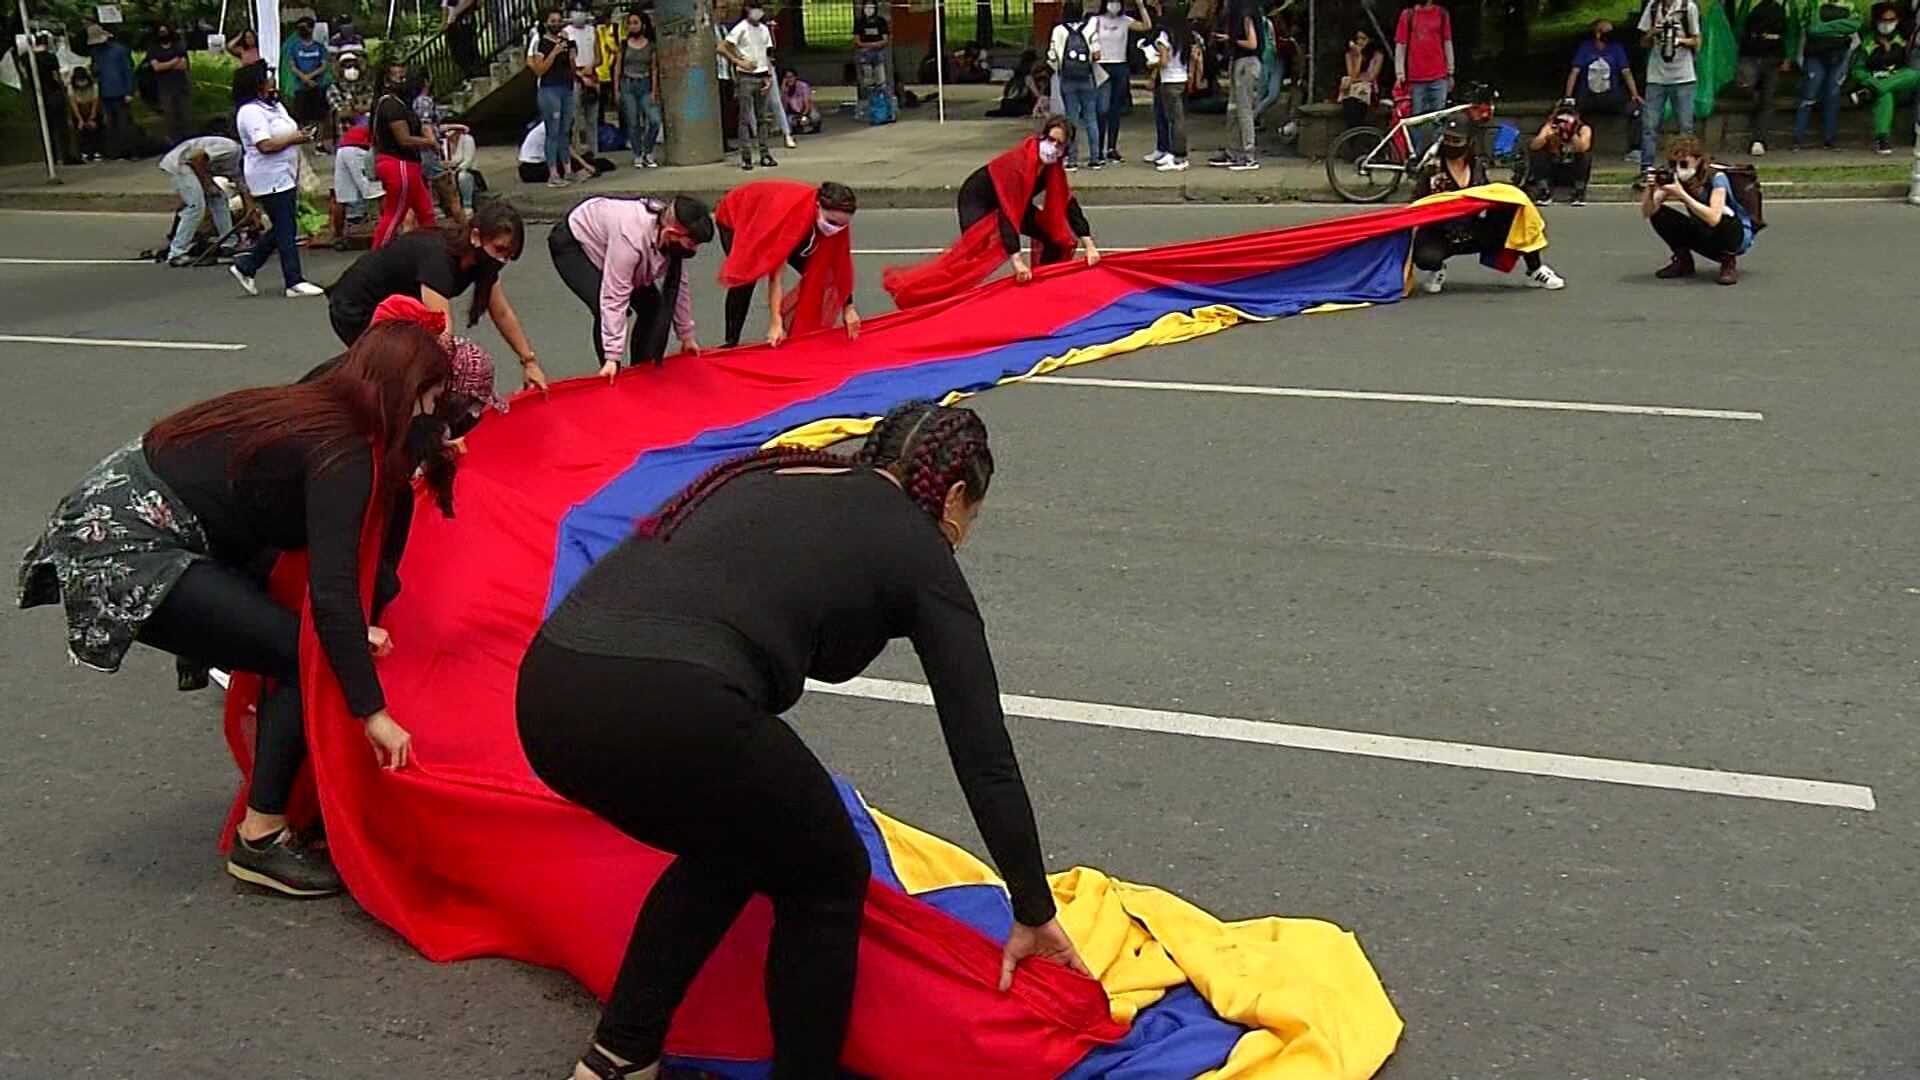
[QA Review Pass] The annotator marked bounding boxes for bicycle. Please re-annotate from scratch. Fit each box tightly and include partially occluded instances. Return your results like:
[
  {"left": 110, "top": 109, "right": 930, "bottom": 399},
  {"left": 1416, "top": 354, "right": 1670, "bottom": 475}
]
[{"left": 1325, "top": 82, "right": 1531, "bottom": 203}]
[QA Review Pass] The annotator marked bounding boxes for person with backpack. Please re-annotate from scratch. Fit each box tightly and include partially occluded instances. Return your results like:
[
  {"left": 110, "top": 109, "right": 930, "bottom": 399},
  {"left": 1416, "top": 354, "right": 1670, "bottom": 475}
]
[
  {"left": 1643, "top": 135, "right": 1758, "bottom": 285},
  {"left": 1848, "top": 4, "right": 1914, "bottom": 154},
  {"left": 1791, "top": 0, "right": 1863, "bottom": 150},
  {"left": 1567, "top": 18, "right": 1643, "bottom": 160},
  {"left": 1637, "top": 0, "right": 1703, "bottom": 172},
  {"left": 1735, "top": 0, "right": 1789, "bottom": 153},
  {"left": 1049, "top": 3, "right": 1104, "bottom": 169}
]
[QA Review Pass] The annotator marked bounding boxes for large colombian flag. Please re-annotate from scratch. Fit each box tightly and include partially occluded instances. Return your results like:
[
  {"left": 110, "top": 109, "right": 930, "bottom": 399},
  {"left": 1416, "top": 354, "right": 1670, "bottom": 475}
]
[{"left": 225, "top": 188, "right": 1543, "bottom": 1079}]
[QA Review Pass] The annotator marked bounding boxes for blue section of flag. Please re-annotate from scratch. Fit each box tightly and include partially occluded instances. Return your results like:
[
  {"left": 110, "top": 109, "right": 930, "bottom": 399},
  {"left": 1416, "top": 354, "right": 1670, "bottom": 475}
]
[{"left": 1060, "top": 987, "right": 1250, "bottom": 1080}]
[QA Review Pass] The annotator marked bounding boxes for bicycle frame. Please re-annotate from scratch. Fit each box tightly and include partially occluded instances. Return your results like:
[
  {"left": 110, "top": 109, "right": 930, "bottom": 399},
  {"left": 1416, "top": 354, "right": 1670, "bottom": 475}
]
[{"left": 1354, "top": 100, "right": 1482, "bottom": 179}]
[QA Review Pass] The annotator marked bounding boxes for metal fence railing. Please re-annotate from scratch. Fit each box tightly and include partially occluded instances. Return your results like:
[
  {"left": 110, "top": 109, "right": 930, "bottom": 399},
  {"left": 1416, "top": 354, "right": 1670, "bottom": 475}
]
[
  {"left": 791, "top": 0, "right": 1035, "bottom": 47},
  {"left": 402, "top": 0, "right": 546, "bottom": 109}
]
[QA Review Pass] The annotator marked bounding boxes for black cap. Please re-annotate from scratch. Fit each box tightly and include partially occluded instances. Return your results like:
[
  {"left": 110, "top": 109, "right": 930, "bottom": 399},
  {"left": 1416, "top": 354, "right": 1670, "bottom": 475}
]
[{"left": 1439, "top": 114, "right": 1472, "bottom": 145}]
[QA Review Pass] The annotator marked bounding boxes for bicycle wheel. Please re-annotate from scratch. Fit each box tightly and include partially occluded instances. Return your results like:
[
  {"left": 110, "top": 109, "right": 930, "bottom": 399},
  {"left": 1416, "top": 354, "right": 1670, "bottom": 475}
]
[{"left": 1325, "top": 126, "right": 1406, "bottom": 203}]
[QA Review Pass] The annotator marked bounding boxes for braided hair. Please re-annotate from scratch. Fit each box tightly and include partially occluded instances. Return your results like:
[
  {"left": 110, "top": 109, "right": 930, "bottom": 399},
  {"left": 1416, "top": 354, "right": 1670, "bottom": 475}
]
[
  {"left": 855, "top": 402, "right": 994, "bottom": 520},
  {"left": 636, "top": 402, "right": 994, "bottom": 540}
]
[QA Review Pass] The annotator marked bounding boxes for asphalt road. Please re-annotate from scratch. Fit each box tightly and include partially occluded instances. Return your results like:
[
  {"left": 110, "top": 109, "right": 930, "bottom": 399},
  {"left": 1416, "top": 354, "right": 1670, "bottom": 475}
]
[{"left": 2, "top": 202, "right": 1914, "bottom": 1080}]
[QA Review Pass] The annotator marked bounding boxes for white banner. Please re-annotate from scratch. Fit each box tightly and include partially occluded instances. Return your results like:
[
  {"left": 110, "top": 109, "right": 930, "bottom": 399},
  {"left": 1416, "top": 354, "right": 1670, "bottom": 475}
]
[{"left": 256, "top": 0, "right": 280, "bottom": 79}]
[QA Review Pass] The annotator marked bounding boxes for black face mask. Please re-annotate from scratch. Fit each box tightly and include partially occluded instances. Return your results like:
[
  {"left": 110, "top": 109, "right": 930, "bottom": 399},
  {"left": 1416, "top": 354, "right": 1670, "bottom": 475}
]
[
  {"left": 406, "top": 414, "right": 449, "bottom": 462},
  {"left": 158, "top": 31, "right": 175, "bottom": 43},
  {"left": 1441, "top": 140, "right": 1469, "bottom": 159}
]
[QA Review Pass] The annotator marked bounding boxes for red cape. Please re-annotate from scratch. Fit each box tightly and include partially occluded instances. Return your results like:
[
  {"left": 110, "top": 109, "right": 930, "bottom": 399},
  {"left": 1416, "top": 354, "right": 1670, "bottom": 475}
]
[
  {"left": 882, "top": 136, "right": 1076, "bottom": 309},
  {"left": 714, "top": 180, "right": 856, "bottom": 338}
]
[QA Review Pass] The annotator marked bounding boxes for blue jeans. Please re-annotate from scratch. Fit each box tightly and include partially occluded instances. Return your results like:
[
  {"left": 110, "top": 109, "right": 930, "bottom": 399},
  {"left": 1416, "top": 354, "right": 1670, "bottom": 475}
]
[
  {"left": 1794, "top": 50, "right": 1847, "bottom": 147},
  {"left": 1060, "top": 75, "right": 1101, "bottom": 165},
  {"left": 237, "top": 188, "right": 302, "bottom": 288},
  {"left": 167, "top": 171, "right": 234, "bottom": 260},
  {"left": 1408, "top": 78, "right": 1449, "bottom": 155},
  {"left": 856, "top": 49, "right": 889, "bottom": 95},
  {"left": 1098, "top": 62, "right": 1129, "bottom": 154},
  {"left": 1642, "top": 80, "right": 1697, "bottom": 167},
  {"left": 538, "top": 83, "right": 574, "bottom": 173},
  {"left": 621, "top": 77, "right": 662, "bottom": 159},
  {"left": 1254, "top": 56, "right": 1286, "bottom": 123}
]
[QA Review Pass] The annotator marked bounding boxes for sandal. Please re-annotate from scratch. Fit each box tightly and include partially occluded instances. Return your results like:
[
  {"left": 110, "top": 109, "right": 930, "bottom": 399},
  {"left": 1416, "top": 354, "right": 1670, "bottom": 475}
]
[{"left": 578, "top": 1046, "right": 649, "bottom": 1079}]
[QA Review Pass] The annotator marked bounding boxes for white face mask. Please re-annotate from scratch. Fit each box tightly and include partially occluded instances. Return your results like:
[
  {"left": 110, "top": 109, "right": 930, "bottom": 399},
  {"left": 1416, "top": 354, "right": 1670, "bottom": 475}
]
[
  {"left": 1038, "top": 138, "right": 1063, "bottom": 164},
  {"left": 1106, "top": 1, "right": 1122, "bottom": 13},
  {"left": 1880, "top": 20, "right": 1899, "bottom": 33},
  {"left": 816, "top": 210, "right": 849, "bottom": 236},
  {"left": 569, "top": 12, "right": 588, "bottom": 26},
  {"left": 748, "top": 7, "right": 765, "bottom": 20},
  {"left": 864, "top": 4, "right": 877, "bottom": 13},
  {"left": 1675, "top": 163, "right": 1697, "bottom": 181}
]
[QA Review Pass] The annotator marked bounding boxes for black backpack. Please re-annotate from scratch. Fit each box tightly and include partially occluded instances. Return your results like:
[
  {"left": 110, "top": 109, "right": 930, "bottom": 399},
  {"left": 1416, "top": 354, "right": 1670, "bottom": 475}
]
[
  {"left": 1713, "top": 162, "right": 1767, "bottom": 233},
  {"left": 1059, "top": 21, "right": 1095, "bottom": 81}
]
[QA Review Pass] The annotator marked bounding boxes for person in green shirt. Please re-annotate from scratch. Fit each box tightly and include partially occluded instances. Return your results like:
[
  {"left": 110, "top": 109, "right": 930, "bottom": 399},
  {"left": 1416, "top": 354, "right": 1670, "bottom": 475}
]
[
  {"left": 1790, "top": 0, "right": 1863, "bottom": 149},
  {"left": 1847, "top": 3, "right": 1915, "bottom": 153}
]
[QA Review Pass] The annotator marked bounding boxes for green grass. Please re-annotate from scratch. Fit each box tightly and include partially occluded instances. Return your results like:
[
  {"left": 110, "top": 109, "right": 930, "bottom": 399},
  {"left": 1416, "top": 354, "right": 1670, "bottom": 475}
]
[{"left": 1534, "top": 0, "right": 1647, "bottom": 43}]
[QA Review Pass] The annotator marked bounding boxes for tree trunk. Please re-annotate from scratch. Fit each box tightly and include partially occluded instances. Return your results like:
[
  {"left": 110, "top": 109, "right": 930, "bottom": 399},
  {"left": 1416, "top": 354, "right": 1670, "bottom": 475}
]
[{"left": 655, "top": 0, "right": 724, "bottom": 165}]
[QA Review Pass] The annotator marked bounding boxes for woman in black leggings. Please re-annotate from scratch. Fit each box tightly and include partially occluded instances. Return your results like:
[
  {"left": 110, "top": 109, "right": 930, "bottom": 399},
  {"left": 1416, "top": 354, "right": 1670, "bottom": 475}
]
[
  {"left": 17, "top": 322, "right": 452, "bottom": 898},
  {"left": 518, "top": 402, "right": 1090, "bottom": 1080}
]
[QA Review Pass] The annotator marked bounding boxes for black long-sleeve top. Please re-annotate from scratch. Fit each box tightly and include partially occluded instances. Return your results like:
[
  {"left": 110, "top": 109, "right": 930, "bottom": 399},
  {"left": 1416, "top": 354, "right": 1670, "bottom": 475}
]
[
  {"left": 145, "top": 431, "right": 393, "bottom": 718},
  {"left": 957, "top": 163, "right": 1092, "bottom": 257},
  {"left": 539, "top": 468, "right": 1057, "bottom": 926}
]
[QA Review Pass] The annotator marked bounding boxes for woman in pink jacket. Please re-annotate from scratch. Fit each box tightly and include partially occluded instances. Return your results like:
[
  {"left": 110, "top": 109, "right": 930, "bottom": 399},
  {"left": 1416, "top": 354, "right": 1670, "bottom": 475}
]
[{"left": 547, "top": 195, "right": 714, "bottom": 382}]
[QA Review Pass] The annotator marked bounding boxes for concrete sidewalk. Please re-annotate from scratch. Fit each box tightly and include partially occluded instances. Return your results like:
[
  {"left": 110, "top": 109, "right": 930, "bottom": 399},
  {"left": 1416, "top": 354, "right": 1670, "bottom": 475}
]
[{"left": 1, "top": 89, "right": 1910, "bottom": 215}]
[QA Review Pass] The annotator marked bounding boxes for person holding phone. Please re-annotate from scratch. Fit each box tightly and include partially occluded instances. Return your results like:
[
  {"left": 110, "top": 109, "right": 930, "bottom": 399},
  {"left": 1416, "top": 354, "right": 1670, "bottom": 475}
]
[
  {"left": 530, "top": 8, "right": 580, "bottom": 186},
  {"left": 230, "top": 64, "right": 324, "bottom": 298}
]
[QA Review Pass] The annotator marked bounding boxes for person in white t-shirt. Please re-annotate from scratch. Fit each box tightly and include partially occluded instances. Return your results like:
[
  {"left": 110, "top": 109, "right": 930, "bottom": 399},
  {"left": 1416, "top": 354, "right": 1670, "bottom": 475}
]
[
  {"left": 564, "top": 7, "right": 601, "bottom": 157},
  {"left": 1090, "top": 0, "right": 1151, "bottom": 162},
  {"left": 719, "top": 3, "right": 779, "bottom": 169},
  {"left": 517, "top": 119, "right": 599, "bottom": 183},
  {"left": 230, "top": 65, "right": 324, "bottom": 298},
  {"left": 1142, "top": 6, "right": 1198, "bottom": 171}
]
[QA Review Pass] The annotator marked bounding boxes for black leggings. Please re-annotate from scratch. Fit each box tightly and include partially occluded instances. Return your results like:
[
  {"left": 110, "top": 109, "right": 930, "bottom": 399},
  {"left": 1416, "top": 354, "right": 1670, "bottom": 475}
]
[
  {"left": 548, "top": 217, "right": 670, "bottom": 366},
  {"left": 1650, "top": 205, "right": 1745, "bottom": 261},
  {"left": 137, "top": 560, "right": 305, "bottom": 816},
  {"left": 329, "top": 303, "right": 371, "bottom": 347},
  {"left": 718, "top": 223, "right": 811, "bottom": 347},
  {"left": 1411, "top": 206, "right": 1544, "bottom": 273},
  {"left": 516, "top": 642, "right": 868, "bottom": 1078}
]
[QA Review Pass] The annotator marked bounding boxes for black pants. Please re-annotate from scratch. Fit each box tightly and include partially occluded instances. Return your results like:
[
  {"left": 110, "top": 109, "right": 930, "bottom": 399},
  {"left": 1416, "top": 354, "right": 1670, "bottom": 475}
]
[
  {"left": 957, "top": 199, "right": 1076, "bottom": 267},
  {"left": 517, "top": 160, "right": 548, "bottom": 183},
  {"left": 159, "top": 82, "right": 193, "bottom": 144},
  {"left": 1576, "top": 86, "right": 1640, "bottom": 153},
  {"left": 718, "top": 223, "right": 811, "bottom": 346},
  {"left": 447, "top": 15, "right": 481, "bottom": 76},
  {"left": 1342, "top": 97, "right": 1369, "bottom": 130},
  {"left": 330, "top": 304, "right": 371, "bottom": 347},
  {"left": 137, "top": 560, "right": 305, "bottom": 816},
  {"left": 1411, "top": 207, "right": 1544, "bottom": 273},
  {"left": 548, "top": 216, "right": 670, "bottom": 366},
  {"left": 45, "top": 94, "right": 79, "bottom": 164},
  {"left": 1528, "top": 150, "right": 1592, "bottom": 197},
  {"left": 101, "top": 95, "right": 134, "bottom": 158},
  {"left": 1741, "top": 54, "right": 1783, "bottom": 146},
  {"left": 517, "top": 644, "right": 868, "bottom": 1077},
  {"left": 1650, "top": 205, "right": 1745, "bottom": 261}
]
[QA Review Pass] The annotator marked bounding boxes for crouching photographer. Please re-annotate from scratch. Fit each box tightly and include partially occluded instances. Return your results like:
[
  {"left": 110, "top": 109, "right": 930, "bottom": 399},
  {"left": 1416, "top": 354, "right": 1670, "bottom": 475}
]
[
  {"left": 1528, "top": 99, "right": 1594, "bottom": 205},
  {"left": 1643, "top": 136, "right": 1755, "bottom": 285}
]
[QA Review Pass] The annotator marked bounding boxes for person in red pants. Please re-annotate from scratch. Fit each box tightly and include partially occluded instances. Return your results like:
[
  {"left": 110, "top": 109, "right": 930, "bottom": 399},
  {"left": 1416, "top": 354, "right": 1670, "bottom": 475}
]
[{"left": 371, "top": 63, "right": 440, "bottom": 248}]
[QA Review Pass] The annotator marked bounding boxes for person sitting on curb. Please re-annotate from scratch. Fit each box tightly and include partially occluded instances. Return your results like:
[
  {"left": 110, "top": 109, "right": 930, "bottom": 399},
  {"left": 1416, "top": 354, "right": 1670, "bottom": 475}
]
[
  {"left": 1848, "top": 4, "right": 1915, "bottom": 155},
  {"left": 1527, "top": 99, "right": 1595, "bottom": 206}
]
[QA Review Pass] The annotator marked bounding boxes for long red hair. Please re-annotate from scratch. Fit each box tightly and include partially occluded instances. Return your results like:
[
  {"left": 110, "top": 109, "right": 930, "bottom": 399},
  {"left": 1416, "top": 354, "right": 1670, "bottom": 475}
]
[{"left": 146, "top": 321, "right": 451, "bottom": 497}]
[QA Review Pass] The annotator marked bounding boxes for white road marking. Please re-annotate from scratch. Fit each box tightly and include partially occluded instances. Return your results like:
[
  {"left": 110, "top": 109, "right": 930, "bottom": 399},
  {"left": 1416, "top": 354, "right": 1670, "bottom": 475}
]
[
  {"left": 1026, "top": 375, "right": 1765, "bottom": 421},
  {"left": 807, "top": 676, "right": 1876, "bottom": 811},
  {"left": 0, "top": 256, "right": 150, "bottom": 265},
  {"left": 0, "top": 333, "right": 248, "bottom": 352}
]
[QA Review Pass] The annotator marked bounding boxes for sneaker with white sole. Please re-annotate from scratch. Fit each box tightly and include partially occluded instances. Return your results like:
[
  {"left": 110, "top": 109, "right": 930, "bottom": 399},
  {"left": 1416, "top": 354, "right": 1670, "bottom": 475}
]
[
  {"left": 227, "top": 827, "right": 343, "bottom": 898},
  {"left": 1157, "top": 157, "right": 1190, "bottom": 172},
  {"left": 1208, "top": 150, "right": 1236, "bottom": 167},
  {"left": 1418, "top": 267, "right": 1446, "bottom": 294},
  {"left": 1143, "top": 150, "right": 1168, "bottom": 164},
  {"left": 1750, "top": 141, "right": 1766, "bottom": 156},
  {"left": 1227, "top": 156, "right": 1261, "bottom": 171},
  {"left": 230, "top": 264, "right": 258, "bottom": 296},
  {"left": 285, "top": 282, "right": 326, "bottom": 298},
  {"left": 1527, "top": 264, "right": 1566, "bottom": 290}
]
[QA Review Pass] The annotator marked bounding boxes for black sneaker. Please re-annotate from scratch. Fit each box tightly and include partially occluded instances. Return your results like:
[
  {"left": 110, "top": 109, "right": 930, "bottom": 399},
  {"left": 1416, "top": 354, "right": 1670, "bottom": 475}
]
[
  {"left": 741, "top": 154, "right": 754, "bottom": 171},
  {"left": 227, "top": 828, "right": 344, "bottom": 898},
  {"left": 1105, "top": 149, "right": 1122, "bottom": 163},
  {"left": 1227, "top": 156, "right": 1261, "bottom": 171},
  {"left": 760, "top": 151, "right": 778, "bottom": 167},
  {"left": 1208, "top": 150, "right": 1235, "bottom": 167},
  {"left": 1569, "top": 190, "right": 1587, "bottom": 206},
  {"left": 1875, "top": 137, "right": 1893, "bottom": 155},
  {"left": 1088, "top": 159, "right": 1104, "bottom": 170}
]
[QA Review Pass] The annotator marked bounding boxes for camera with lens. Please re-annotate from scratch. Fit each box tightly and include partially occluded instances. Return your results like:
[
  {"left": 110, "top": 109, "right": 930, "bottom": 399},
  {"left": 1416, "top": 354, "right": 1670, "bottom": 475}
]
[{"left": 1651, "top": 164, "right": 1676, "bottom": 186}]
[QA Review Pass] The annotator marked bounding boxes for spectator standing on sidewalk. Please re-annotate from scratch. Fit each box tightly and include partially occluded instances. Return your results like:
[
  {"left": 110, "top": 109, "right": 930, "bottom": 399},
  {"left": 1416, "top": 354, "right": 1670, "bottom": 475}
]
[
  {"left": 147, "top": 22, "right": 194, "bottom": 144},
  {"left": 616, "top": 12, "right": 663, "bottom": 168},
  {"left": 721, "top": 2, "right": 780, "bottom": 170},
  {"left": 1791, "top": 0, "right": 1862, "bottom": 150},
  {"left": 86, "top": 20, "right": 136, "bottom": 160},
  {"left": 25, "top": 34, "right": 79, "bottom": 166},
  {"left": 160, "top": 133, "right": 247, "bottom": 265},
  {"left": 228, "top": 64, "right": 324, "bottom": 299},
  {"left": 1049, "top": 3, "right": 1104, "bottom": 169},
  {"left": 1637, "top": 0, "right": 1701, "bottom": 170},
  {"left": 854, "top": 2, "right": 892, "bottom": 104},
  {"left": 1567, "top": 19, "right": 1642, "bottom": 160},
  {"left": 1850, "top": 5, "right": 1914, "bottom": 153},
  {"left": 1144, "top": 6, "right": 1198, "bottom": 170},
  {"left": 1091, "top": 0, "right": 1151, "bottom": 163},
  {"left": 565, "top": 7, "right": 603, "bottom": 159},
  {"left": 1735, "top": 0, "right": 1788, "bottom": 153},
  {"left": 530, "top": 10, "right": 579, "bottom": 186},
  {"left": 286, "top": 18, "right": 333, "bottom": 147},
  {"left": 1394, "top": 0, "right": 1455, "bottom": 158},
  {"left": 1206, "top": 0, "right": 1262, "bottom": 170}
]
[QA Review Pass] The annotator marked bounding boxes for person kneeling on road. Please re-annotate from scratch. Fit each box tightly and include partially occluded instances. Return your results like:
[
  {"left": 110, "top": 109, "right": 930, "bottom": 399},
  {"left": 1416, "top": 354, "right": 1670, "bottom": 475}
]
[
  {"left": 1528, "top": 99, "right": 1594, "bottom": 206},
  {"left": 1410, "top": 115, "right": 1565, "bottom": 295},
  {"left": 1644, "top": 135, "right": 1755, "bottom": 285}
]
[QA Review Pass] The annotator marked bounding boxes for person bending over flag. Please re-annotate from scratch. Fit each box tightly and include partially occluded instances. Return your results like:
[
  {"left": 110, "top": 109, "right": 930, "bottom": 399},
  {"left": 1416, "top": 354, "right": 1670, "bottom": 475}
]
[{"left": 714, "top": 179, "right": 862, "bottom": 348}]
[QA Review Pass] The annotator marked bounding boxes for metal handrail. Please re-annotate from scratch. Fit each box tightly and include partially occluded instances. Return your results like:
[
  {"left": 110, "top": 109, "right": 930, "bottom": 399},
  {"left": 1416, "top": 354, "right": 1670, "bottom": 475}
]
[{"left": 400, "top": 0, "right": 547, "bottom": 108}]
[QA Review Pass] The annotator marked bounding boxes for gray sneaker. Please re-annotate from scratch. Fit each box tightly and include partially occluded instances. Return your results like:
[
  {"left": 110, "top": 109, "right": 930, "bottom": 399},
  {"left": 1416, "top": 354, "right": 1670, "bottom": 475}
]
[{"left": 227, "top": 828, "right": 344, "bottom": 898}]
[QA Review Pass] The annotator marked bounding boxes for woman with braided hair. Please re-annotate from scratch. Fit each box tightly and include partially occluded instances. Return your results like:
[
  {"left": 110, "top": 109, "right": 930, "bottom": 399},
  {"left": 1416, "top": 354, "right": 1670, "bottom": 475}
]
[{"left": 517, "top": 401, "right": 1089, "bottom": 1080}]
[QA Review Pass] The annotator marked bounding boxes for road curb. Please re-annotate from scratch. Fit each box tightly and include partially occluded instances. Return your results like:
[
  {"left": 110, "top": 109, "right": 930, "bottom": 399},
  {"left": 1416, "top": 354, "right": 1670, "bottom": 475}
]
[{"left": 0, "top": 180, "right": 1907, "bottom": 217}]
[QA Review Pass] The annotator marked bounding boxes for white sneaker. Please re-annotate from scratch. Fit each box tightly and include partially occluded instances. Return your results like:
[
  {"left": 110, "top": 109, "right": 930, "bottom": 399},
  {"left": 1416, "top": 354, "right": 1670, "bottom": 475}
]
[
  {"left": 1624, "top": 150, "right": 1641, "bottom": 162},
  {"left": 784, "top": 134, "right": 797, "bottom": 149},
  {"left": 1156, "top": 157, "right": 1190, "bottom": 171},
  {"left": 1418, "top": 267, "right": 1446, "bottom": 294},
  {"left": 285, "top": 282, "right": 326, "bottom": 298},
  {"left": 230, "top": 264, "right": 258, "bottom": 297},
  {"left": 1527, "top": 264, "right": 1566, "bottom": 290},
  {"left": 1750, "top": 141, "right": 1766, "bottom": 156},
  {"left": 1142, "top": 150, "right": 1167, "bottom": 164}
]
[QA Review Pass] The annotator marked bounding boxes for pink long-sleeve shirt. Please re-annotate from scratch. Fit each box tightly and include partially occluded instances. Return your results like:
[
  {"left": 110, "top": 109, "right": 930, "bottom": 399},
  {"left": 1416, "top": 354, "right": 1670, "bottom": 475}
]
[{"left": 565, "top": 196, "right": 697, "bottom": 363}]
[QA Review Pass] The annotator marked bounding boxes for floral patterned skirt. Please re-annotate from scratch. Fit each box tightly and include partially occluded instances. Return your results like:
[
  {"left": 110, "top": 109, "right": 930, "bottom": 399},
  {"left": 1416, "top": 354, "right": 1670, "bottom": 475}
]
[{"left": 16, "top": 442, "right": 210, "bottom": 673}]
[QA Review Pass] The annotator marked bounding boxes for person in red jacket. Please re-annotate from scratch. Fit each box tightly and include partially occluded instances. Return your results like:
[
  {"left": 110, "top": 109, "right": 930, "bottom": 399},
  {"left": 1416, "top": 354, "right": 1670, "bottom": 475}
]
[
  {"left": 714, "top": 179, "right": 862, "bottom": 348},
  {"left": 882, "top": 117, "right": 1099, "bottom": 309}
]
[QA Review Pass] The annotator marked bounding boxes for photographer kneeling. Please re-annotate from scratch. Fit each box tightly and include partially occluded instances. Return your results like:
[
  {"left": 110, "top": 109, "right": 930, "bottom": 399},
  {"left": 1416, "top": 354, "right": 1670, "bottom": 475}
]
[
  {"left": 1528, "top": 99, "right": 1594, "bottom": 206},
  {"left": 1643, "top": 136, "right": 1754, "bottom": 286}
]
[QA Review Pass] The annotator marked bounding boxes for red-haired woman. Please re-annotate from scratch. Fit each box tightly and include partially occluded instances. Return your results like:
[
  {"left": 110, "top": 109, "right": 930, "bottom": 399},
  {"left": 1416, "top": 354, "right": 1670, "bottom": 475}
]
[
  {"left": 17, "top": 322, "right": 452, "bottom": 899},
  {"left": 516, "top": 402, "right": 1089, "bottom": 1080}
]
